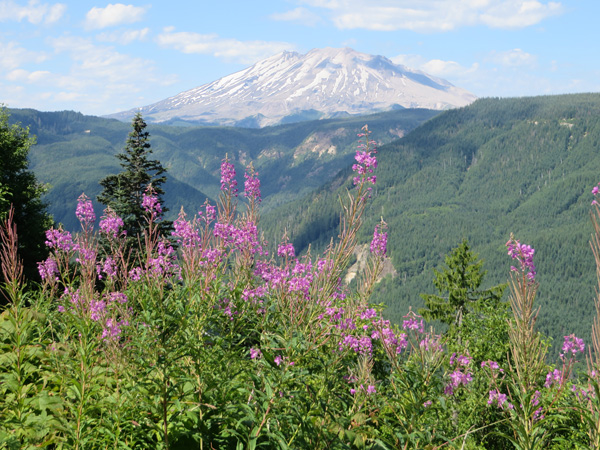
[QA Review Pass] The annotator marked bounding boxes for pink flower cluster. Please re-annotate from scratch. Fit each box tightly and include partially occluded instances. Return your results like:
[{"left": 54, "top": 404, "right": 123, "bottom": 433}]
[
  {"left": 220, "top": 158, "right": 238, "bottom": 195},
  {"left": 277, "top": 242, "right": 295, "bottom": 258},
  {"left": 488, "top": 389, "right": 513, "bottom": 410},
  {"left": 561, "top": 333, "right": 585, "bottom": 357},
  {"left": 76, "top": 193, "right": 96, "bottom": 229},
  {"left": 142, "top": 191, "right": 162, "bottom": 217},
  {"left": 99, "top": 208, "right": 125, "bottom": 238},
  {"left": 172, "top": 211, "right": 201, "bottom": 249},
  {"left": 403, "top": 312, "right": 424, "bottom": 333},
  {"left": 352, "top": 126, "right": 377, "bottom": 186},
  {"left": 506, "top": 237, "right": 536, "bottom": 281},
  {"left": 214, "top": 221, "right": 262, "bottom": 255},
  {"left": 38, "top": 257, "right": 59, "bottom": 281},
  {"left": 45, "top": 228, "right": 73, "bottom": 251},
  {"left": 444, "top": 352, "right": 473, "bottom": 395},
  {"left": 544, "top": 368, "right": 563, "bottom": 388},
  {"left": 350, "top": 385, "right": 376, "bottom": 395},
  {"left": 370, "top": 222, "right": 388, "bottom": 257},
  {"left": 244, "top": 167, "right": 261, "bottom": 202}
]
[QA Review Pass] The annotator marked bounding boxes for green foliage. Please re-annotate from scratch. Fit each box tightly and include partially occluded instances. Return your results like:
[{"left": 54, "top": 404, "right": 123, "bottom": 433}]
[
  {"left": 3, "top": 123, "right": 600, "bottom": 449},
  {"left": 0, "top": 107, "right": 52, "bottom": 283},
  {"left": 98, "top": 112, "right": 170, "bottom": 241},
  {"left": 259, "top": 93, "right": 600, "bottom": 359},
  {"left": 419, "top": 239, "right": 506, "bottom": 334},
  {"left": 11, "top": 107, "right": 437, "bottom": 230}
]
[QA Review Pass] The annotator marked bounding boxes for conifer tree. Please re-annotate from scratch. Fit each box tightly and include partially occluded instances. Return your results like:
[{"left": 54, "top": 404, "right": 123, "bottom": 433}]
[
  {"left": 97, "top": 113, "right": 169, "bottom": 241},
  {"left": 419, "top": 239, "right": 506, "bottom": 333},
  {"left": 0, "top": 107, "right": 53, "bottom": 284}
]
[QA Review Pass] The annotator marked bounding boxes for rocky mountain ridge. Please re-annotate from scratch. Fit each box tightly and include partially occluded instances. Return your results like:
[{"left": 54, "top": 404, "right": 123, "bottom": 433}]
[{"left": 108, "top": 47, "right": 476, "bottom": 127}]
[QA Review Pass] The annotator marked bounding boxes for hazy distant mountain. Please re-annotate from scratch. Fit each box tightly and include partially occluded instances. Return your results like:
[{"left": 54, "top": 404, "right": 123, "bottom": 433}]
[{"left": 108, "top": 47, "right": 476, "bottom": 127}]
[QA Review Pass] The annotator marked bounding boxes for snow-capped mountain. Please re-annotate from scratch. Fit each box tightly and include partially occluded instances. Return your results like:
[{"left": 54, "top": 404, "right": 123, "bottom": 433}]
[{"left": 109, "top": 47, "right": 476, "bottom": 127}]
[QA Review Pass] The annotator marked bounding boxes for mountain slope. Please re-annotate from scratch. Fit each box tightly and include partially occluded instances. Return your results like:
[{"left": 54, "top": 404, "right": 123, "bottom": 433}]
[
  {"left": 259, "top": 93, "right": 600, "bottom": 356},
  {"left": 108, "top": 47, "right": 476, "bottom": 127},
  {"left": 9, "top": 107, "right": 438, "bottom": 230}
]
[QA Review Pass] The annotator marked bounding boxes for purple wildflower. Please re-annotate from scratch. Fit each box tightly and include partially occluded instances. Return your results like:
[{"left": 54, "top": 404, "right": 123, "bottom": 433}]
[
  {"left": 220, "top": 158, "right": 238, "bottom": 195},
  {"left": 506, "top": 237, "right": 537, "bottom": 281},
  {"left": 545, "top": 368, "right": 563, "bottom": 388},
  {"left": 250, "top": 347, "right": 262, "bottom": 360},
  {"left": 99, "top": 208, "right": 125, "bottom": 238},
  {"left": 76, "top": 193, "right": 96, "bottom": 229},
  {"left": 403, "top": 312, "right": 424, "bottom": 333},
  {"left": 277, "top": 242, "right": 295, "bottom": 258},
  {"left": 352, "top": 125, "right": 377, "bottom": 186},
  {"left": 172, "top": 211, "right": 200, "bottom": 248},
  {"left": 481, "top": 360, "right": 501, "bottom": 371},
  {"left": 370, "top": 222, "right": 388, "bottom": 257},
  {"left": 531, "top": 390, "right": 541, "bottom": 407},
  {"left": 102, "top": 318, "right": 128, "bottom": 342},
  {"left": 244, "top": 166, "right": 261, "bottom": 202},
  {"left": 45, "top": 228, "right": 73, "bottom": 251},
  {"left": 129, "top": 266, "right": 144, "bottom": 281},
  {"left": 142, "top": 189, "right": 162, "bottom": 216},
  {"left": 38, "top": 257, "right": 59, "bottom": 281},
  {"left": 562, "top": 334, "right": 585, "bottom": 357},
  {"left": 488, "top": 389, "right": 514, "bottom": 410}
]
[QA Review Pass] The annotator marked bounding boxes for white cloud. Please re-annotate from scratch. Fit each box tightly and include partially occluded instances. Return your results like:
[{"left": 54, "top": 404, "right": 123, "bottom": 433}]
[
  {"left": 298, "top": 0, "right": 563, "bottom": 32},
  {"left": 421, "top": 59, "right": 480, "bottom": 78},
  {"left": 480, "top": 0, "right": 562, "bottom": 28},
  {"left": 156, "top": 28, "right": 295, "bottom": 64},
  {"left": 392, "top": 53, "right": 480, "bottom": 80},
  {"left": 0, "top": 0, "right": 66, "bottom": 24},
  {"left": 270, "top": 7, "right": 322, "bottom": 26},
  {"left": 487, "top": 48, "right": 537, "bottom": 67},
  {"left": 391, "top": 49, "right": 583, "bottom": 99},
  {"left": 0, "top": 41, "right": 47, "bottom": 70},
  {"left": 6, "top": 68, "right": 51, "bottom": 82},
  {"left": 84, "top": 3, "right": 146, "bottom": 30},
  {"left": 8, "top": 35, "right": 178, "bottom": 113},
  {"left": 49, "top": 35, "right": 158, "bottom": 84},
  {"left": 96, "top": 28, "right": 150, "bottom": 44}
]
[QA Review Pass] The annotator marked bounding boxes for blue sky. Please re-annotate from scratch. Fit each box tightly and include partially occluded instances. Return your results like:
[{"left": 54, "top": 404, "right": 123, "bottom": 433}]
[{"left": 1, "top": 0, "right": 598, "bottom": 116}]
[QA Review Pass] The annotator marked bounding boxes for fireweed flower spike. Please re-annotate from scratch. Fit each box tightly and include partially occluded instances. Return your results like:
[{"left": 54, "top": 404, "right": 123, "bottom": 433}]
[
  {"left": 352, "top": 125, "right": 378, "bottom": 187},
  {"left": 142, "top": 186, "right": 162, "bottom": 218},
  {"left": 506, "top": 236, "right": 536, "bottom": 281},
  {"left": 76, "top": 193, "right": 96, "bottom": 230},
  {"left": 243, "top": 164, "right": 261, "bottom": 203},
  {"left": 45, "top": 227, "right": 73, "bottom": 252},
  {"left": 220, "top": 156, "right": 238, "bottom": 196},
  {"left": 562, "top": 334, "right": 585, "bottom": 357},
  {"left": 99, "top": 207, "right": 125, "bottom": 239},
  {"left": 370, "top": 221, "right": 388, "bottom": 257}
]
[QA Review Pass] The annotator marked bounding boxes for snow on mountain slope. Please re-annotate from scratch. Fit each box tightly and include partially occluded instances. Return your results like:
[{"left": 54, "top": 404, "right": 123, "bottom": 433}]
[{"left": 109, "top": 47, "right": 476, "bottom": 127}]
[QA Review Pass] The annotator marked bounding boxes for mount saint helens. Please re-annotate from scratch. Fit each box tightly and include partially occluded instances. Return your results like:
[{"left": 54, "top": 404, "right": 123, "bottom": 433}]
[{"left": 108, "top": 47, "right": 476, "bottom": 127}]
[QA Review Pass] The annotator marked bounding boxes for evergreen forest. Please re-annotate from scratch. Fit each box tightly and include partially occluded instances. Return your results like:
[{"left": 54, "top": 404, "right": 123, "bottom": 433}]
[
  {"left": 259, "top": 93, "right": 600, "bottom": 358},
  {"left": 4, "top": 94, "right": 600, "bottom": 448}
]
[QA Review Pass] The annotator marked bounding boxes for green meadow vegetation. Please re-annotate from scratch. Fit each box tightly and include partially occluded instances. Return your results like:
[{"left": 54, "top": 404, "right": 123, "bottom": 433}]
[
  {"left": 260, "top": 93, "right": 600, "bottom": 357},
  {"left": 3, "top": 94, "right": 600, "bottom": 447}
]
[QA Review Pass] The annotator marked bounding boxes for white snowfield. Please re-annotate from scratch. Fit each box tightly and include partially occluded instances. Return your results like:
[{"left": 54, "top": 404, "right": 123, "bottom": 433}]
[{"left": 112, "top": 47, "right": 477, "bottom": 127}]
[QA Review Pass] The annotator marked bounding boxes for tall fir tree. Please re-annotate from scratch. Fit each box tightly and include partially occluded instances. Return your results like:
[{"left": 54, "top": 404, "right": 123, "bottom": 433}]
[
  {"left": 98, "top": 112, "right": 169, "bottom": 242},
  {"left": 0, "top": 107, "right": 53, "bottom": 285},
  {"left": 419, "top": 239, "right": 506, "bottom": 334}
]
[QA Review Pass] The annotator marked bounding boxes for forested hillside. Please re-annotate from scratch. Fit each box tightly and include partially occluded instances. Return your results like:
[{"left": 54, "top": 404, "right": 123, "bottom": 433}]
[
  {"left": 260, "top": 93, "right": 600, "bottom": 355},
  {"left": 9, "top": 108, "right": 438, "bottom": 230}
]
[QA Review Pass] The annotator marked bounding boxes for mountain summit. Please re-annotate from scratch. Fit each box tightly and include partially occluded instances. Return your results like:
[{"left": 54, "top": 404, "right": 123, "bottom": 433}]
[{"left": 109, "top": 47, "right": 476, "bottom": 127}]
